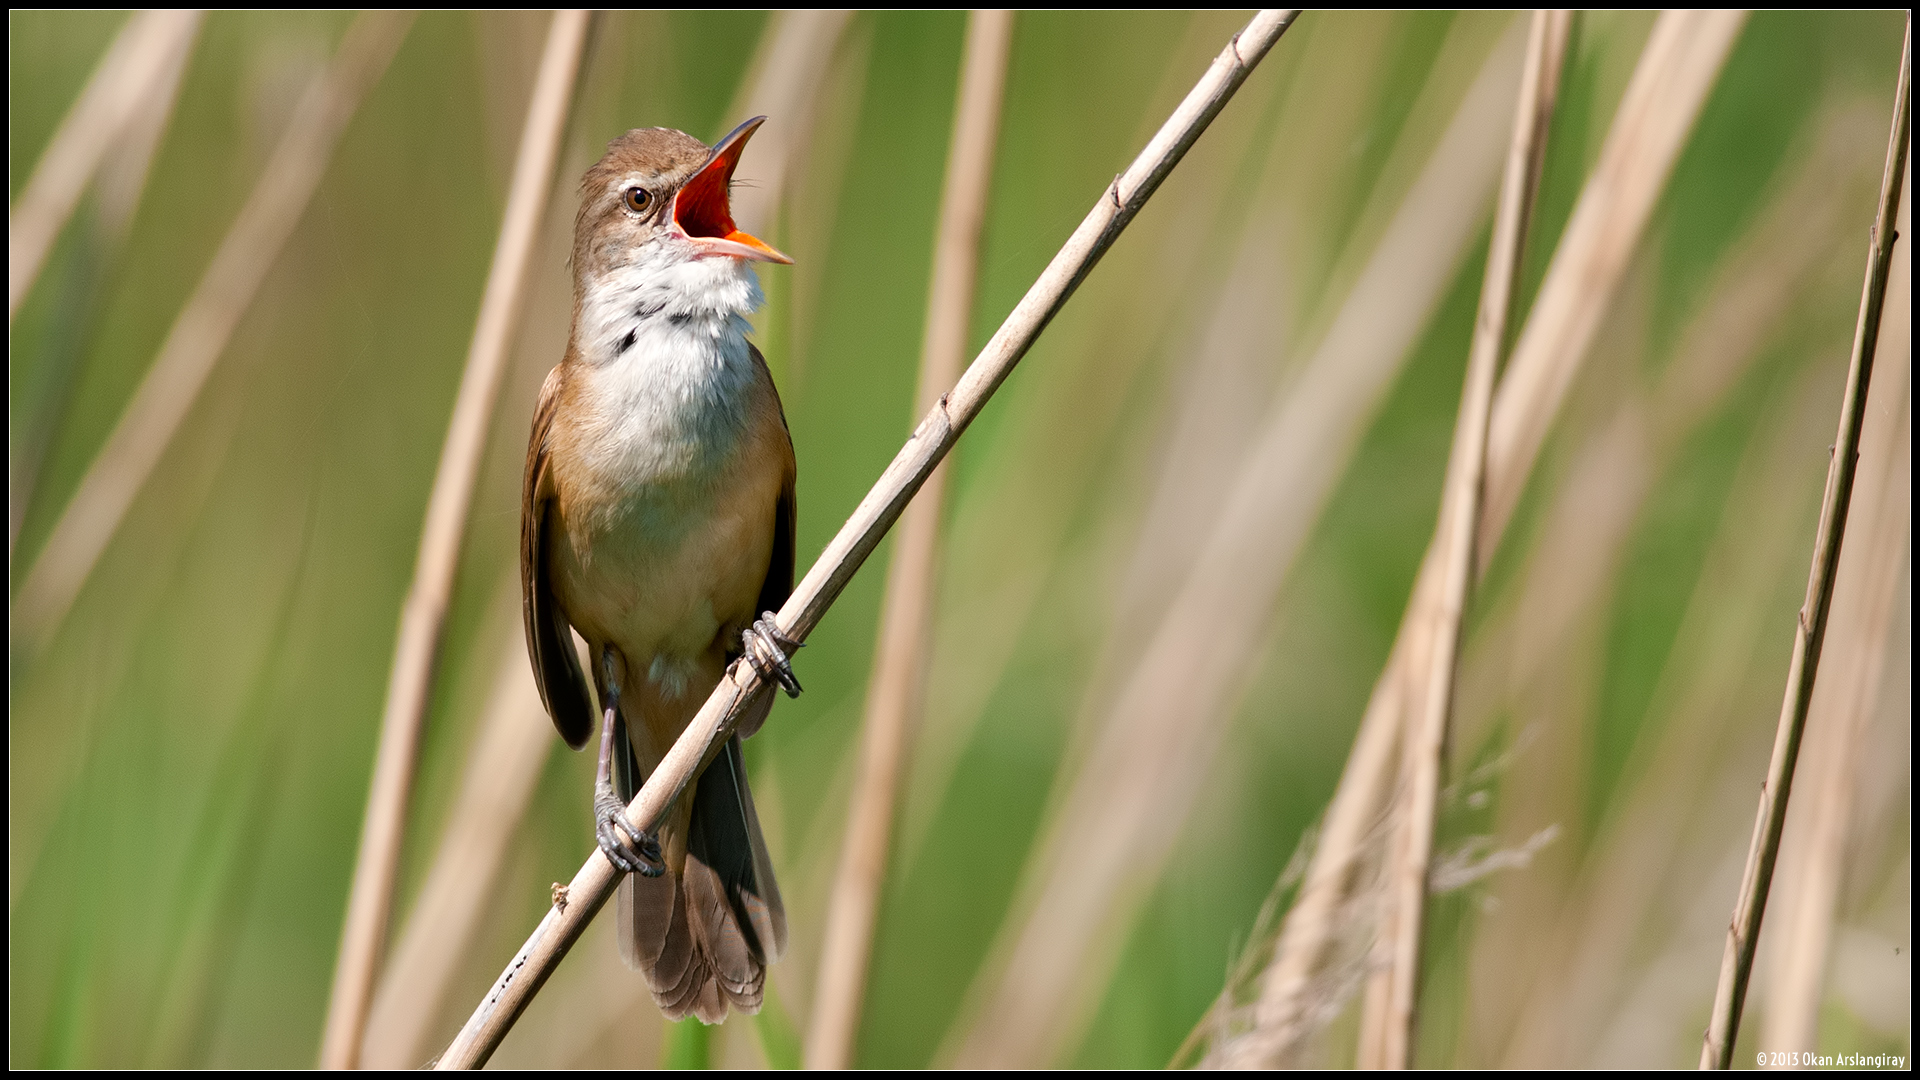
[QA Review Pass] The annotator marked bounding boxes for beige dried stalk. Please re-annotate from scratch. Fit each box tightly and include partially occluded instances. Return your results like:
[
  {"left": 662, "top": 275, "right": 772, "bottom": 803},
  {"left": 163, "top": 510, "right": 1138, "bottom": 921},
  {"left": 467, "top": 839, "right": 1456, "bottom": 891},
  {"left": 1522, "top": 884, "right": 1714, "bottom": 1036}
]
[
  {"left": 12, "top": 11, "right": 415, "bottom": 660},
  {"left": 805, "top": 9, "right": 1013, "bottom": 1071},
  {"left": 1699, "top": 20, "right": 1909, "bottom": 1069},
  {"left": 952, "top": 13, "right": 1527, "bottom": 1068},
  {"left": 1760, "top": 184, "right": 1909, "bottom": 1059},
  {"left": 431, "top": 11, "right": 1299, "bottom": 1068},
  {"left": 359, "top": 624, "right": 555, "bottom": 1069},
  {"left": 10, "top": 11, "right": 200, "bottom": 558},
  {"left": 356, "top": 10, "right": 853, "bottom": 1065},
  {"left": 319, "top": 11, "right": 590, "bottom": 1070},
  {"left": 1466, "top": 96, "right": 1889, "bottom": 1060},
  {"left": 1220, "top": 10, "right": 1748, "bottom": 1068},
  {"left": 722, "top": 10, "right": 854, "bottom": 238},
  {"left": 1368, "top": 10, "right": 1567, "bottom": 1070},
  {"left": 1472, "top": 104, "right": 1894, "bottom": 1065},
  {"left": 9, "top": 10, "right": 202, "bottom": 322}
]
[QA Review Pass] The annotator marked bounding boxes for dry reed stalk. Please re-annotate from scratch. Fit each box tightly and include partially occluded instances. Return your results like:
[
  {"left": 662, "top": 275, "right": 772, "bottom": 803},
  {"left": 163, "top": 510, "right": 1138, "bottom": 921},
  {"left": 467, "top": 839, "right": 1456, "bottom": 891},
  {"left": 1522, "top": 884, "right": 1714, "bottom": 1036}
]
[
  {"left": 11, "top": 11, "right": 414, "bottom": 660},
  {"left": 359, "top": 625, "right": 555, "bottom": 1068},
  {"left": 1452, "top": 112, "right": 1891, "bottom": 1067},
  {"left": 1760, "top": 188, "right": 1909, "bottom": 1059},
  {"left": 805, "top": 10, "right": 1013, "bottom": 1070},
  {"left": 9, "top": 11, "right": 200, "bottom": 558},
  {"left": 1482, "top": 9, "right": 1747, "bottom": 548},
  {"left": 1224, "top": 11, "right": 1748, "bottom": 1067},
  {"left": 891, "top": 10, "right": 1277, "bottom": 881},
  {"left": 8, "top": 10, "right": 202, "bottom": 322},
  {"left": 1505, "top": 355, "right": 1855, "bottom": 1066},
  {"left": 1369, "top": 12, "right": 1566, "bottom": 1069},
  {"left": 1699, "top": 25, "right": 1910, "bottom": 1067},
  {"left": 356, "top": 11, "right": 853, "bottom": 1065},
  {"left": 431, "top": 12, "right": 1299, "bottom": 1068},
  {"left": 721, "top": 10, "right": 853, "bottom": 238},
  {"left": 1457, "top": 101, "right": 1885, "bottom": 1067},
  {"left": 319, "top": 12, "right": 590, "bottom": 1069},
  {"left": 949, "top": 14, "right": 1526, "bottom": 1068}
]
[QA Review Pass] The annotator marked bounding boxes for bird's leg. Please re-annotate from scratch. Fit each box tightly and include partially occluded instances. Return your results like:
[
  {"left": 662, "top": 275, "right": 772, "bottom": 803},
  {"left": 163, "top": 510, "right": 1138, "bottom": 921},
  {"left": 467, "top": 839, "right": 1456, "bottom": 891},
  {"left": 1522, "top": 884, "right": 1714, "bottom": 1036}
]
[
  {"left": 594, "top": 649, "right": 664, "bottom": 877},
  {"left": 742, "top": 611, "right": 803, "bottom": 697}
]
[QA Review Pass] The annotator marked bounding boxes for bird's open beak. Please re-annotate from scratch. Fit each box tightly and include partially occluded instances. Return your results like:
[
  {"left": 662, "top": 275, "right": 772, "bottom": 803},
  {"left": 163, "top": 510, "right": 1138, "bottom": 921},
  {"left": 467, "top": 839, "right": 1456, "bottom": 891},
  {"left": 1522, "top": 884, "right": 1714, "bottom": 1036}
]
[{"left": 672, "top": 115, "right": 793, "bottom": 264}]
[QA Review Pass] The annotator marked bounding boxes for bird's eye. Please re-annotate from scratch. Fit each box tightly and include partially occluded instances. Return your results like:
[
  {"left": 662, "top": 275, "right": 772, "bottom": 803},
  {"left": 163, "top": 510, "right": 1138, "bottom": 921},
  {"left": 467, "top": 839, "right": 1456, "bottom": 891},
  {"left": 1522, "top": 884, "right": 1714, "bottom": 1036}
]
[{"left": 624, "top": 186, "right": 653, "bottom": 214}]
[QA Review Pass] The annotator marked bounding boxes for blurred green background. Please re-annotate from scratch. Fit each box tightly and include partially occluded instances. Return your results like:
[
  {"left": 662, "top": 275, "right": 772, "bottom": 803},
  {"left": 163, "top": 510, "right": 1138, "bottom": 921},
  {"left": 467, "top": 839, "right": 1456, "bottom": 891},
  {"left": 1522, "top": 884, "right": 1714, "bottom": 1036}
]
[{"left": 10, "top": 10, "right": 1908, "bottom": 1068}]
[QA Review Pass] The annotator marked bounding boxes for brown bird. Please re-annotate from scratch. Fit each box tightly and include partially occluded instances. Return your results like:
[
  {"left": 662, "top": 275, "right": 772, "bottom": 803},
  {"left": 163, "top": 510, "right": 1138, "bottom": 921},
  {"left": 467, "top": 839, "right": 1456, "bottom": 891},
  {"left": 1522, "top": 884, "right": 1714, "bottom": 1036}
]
[{"left": 522, "top": 117, "right": 801, "bottom": 1024}]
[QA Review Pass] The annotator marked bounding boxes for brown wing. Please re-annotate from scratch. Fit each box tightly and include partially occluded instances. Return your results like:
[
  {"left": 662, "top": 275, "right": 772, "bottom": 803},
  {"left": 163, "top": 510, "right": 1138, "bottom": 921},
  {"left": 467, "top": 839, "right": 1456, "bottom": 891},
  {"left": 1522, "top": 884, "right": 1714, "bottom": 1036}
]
[
  {"left": 523, "top": 362, "right": 595, "bottom": 749},
  {"left": 750, "top": 343, "right": 796, "bottom": 620},
  {"left": 738, "top": 343, "right": 796, "bottom": 742}
]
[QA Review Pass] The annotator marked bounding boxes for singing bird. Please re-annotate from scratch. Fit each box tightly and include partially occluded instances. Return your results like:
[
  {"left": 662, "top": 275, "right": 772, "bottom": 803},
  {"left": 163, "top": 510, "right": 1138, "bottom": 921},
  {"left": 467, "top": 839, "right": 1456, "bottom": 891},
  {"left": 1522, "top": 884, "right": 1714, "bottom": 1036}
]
[{"left": 522, "top": 117, "right": 801, "bottom": 1024}]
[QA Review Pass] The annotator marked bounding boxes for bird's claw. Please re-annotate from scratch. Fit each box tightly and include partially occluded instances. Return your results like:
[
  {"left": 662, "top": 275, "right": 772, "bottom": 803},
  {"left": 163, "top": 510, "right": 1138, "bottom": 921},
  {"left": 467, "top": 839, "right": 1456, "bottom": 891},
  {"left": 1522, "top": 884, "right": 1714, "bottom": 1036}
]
[
  {"left": 595, "top": 788, "right": 664, "bottom": 877},
  {"left": 743, "top": 612, "right": 803, "bottom": 698}
]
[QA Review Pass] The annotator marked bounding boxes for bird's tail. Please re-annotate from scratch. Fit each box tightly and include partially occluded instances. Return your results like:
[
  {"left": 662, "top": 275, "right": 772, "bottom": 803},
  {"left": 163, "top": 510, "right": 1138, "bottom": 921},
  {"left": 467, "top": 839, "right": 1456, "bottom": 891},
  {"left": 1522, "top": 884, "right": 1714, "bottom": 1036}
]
[{"left": 613, "top": 718, "right": 786, "bottom": 1024}]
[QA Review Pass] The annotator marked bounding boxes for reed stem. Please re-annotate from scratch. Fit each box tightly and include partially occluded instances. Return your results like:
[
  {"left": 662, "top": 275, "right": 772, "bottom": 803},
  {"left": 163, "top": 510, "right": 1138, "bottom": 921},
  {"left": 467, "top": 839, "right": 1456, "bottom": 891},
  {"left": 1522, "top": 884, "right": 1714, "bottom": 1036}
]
[
  {"left": 805, "top": 9, "right": 1013, "bottom": 1070},
  {"left": 9, "top": 11, "right": 200, "bottom": 558},
  {"left": 1698, "top": 17, "right": 1909, "bottom": 1068},
  {"left": 319, "top": 12, "right": 589, "bottom": 1069},
  {"left": 9, "top": 10, "right": 201, "bottom": 322},
  {"left": 1371, "top": 10, "right": 1566, "bottom": 1069}
]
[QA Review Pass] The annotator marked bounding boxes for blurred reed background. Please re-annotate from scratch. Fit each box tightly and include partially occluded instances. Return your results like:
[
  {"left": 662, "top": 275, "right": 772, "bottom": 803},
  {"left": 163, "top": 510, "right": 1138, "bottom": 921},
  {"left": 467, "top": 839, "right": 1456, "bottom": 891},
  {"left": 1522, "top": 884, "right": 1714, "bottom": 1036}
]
[{"left": 9, "top": 10, "right": 1908, "bottom": 1069}]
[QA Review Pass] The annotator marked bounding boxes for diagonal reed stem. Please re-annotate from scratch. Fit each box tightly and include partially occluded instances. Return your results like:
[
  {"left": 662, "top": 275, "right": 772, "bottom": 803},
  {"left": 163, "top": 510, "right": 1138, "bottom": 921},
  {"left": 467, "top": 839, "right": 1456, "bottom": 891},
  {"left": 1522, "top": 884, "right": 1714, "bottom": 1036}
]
[
  {"left": 804, "top": 11, "right": 1013, "bottom": 1069},
  {"left": 9, "top": 10, "right": 202, "bottom": 322},
  {"left": 10, "top": 11, "right": 201, "bottom": 559},
  {"left": 319, "top": 11, "right": 591, "bottom": 1069},
  {"left": 1370, "top": 10, "right": 1567, "bottom": 1070},
  {"left": 432, "top": 10, "right": 1300, "bottom": 1069},
  {"left": 1760, "top": 185, "right": 1909, "bottom": 1059},
  {"left": 12, "top": 11, "right": 414, "bottom": 661},
  {"left": 1698, "top": 17, "right": 1910, "bottom": 1070}
]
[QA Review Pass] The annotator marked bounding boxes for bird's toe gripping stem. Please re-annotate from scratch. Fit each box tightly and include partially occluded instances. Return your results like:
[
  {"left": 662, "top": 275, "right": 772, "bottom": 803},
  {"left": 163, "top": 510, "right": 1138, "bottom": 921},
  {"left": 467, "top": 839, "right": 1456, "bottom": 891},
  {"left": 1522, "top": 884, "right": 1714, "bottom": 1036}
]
[
  {"left": 594, "top": 786, "right": 665, "bottom": 877},
  {"left": 743, "top": 612, "right": 803, "bottom": 698}
]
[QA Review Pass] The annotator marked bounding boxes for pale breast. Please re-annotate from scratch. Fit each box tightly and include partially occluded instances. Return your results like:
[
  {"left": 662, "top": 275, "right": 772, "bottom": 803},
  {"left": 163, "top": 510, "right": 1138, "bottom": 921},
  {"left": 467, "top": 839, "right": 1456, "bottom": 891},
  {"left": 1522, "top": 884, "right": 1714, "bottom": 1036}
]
[{"left": 547, "top": 319, "right": 786, "bottom": 696}]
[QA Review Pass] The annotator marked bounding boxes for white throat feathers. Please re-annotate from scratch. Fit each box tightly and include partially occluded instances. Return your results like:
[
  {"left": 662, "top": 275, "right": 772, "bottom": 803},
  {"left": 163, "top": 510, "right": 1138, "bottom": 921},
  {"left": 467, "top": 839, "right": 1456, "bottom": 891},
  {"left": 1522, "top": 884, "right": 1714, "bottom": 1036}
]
[{"left": 570, "top": 246, "right": 765, "bottom": 504}]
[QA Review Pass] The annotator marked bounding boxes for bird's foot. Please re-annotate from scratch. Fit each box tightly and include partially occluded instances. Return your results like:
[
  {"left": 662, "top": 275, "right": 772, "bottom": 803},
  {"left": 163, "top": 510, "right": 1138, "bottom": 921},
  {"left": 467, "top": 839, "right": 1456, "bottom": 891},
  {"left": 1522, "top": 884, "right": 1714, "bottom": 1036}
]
[
  {"left": 743, "top": 612, "right": 803, "bottom": 698},
  {"left": 594, "top": 784, "right": 664, "bottom": 877}
]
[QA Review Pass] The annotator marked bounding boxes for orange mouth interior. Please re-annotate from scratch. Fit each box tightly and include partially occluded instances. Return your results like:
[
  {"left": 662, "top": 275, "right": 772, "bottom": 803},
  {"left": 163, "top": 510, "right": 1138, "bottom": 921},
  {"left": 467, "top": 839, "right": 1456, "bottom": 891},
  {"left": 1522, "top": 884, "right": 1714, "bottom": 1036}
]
[
  {"left": 673, "top": 151, "right": 740, "bottom": 241},
  {"left": 671, "top": 125, "right": 790, "bottom": 262}
]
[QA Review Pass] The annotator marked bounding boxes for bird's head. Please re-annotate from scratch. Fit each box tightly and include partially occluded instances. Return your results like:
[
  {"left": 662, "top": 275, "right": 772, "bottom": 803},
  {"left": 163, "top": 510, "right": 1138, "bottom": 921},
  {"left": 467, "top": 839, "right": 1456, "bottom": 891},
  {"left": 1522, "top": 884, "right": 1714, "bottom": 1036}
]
[{"left": 572, "top": 117, "right": 791, "bottom": 301}]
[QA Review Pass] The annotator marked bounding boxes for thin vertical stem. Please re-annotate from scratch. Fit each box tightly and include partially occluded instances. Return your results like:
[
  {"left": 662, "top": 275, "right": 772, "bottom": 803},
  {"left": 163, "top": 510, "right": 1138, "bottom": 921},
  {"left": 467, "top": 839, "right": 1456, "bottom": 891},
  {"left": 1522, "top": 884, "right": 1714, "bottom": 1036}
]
[
  {"left": 1762, "top": 279, "right": 1908, "bottom": 1059},
  {"left": 1699, "top": 18, "right": 1909, "bottom": 1069},
  {"left": 1374, "top": 10, "right": 1567, "bottom": 1069},
  {"left": 804, "top": 11, "right": 1013, "bottom": 1070},
  {"left": 1760, "top": 171, "right": 1910, "bottom": 1057},
  {"left": 319, "top": 11, "right": 591, "bottom": 1069}
]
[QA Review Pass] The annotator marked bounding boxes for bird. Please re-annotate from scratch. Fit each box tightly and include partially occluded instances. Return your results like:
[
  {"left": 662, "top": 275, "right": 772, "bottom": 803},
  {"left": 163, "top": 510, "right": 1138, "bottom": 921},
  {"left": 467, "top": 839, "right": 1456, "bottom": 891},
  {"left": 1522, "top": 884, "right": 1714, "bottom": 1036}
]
[{"left": 521, "top": 116, "right": 801, "bottom": 1024}]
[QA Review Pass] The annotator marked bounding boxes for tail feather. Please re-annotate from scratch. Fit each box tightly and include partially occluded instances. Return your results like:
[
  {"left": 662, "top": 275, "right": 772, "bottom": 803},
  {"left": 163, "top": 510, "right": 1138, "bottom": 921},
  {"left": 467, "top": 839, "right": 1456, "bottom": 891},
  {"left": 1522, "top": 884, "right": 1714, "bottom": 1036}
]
[{"left": 615, "top": 731, "right": 784, "bottom": 1023}]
